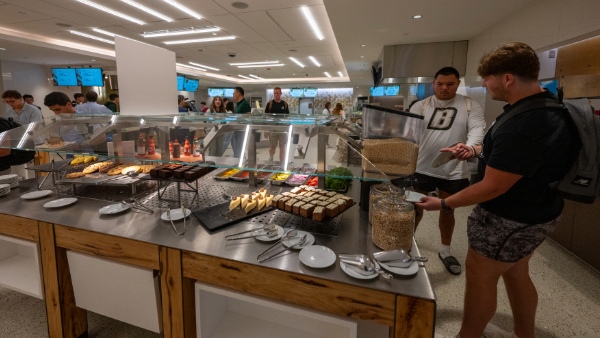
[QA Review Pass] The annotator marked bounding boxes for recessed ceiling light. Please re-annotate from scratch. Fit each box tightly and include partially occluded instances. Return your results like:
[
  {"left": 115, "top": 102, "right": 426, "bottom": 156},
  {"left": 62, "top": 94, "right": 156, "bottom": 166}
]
[
  {"left": 361, "top": 44, "right": 367, "bottom": 47},
  {"left": 0, "top": 48, "right": 6, "bottom": 51},
  {"left": 289, "top": 57, "right": 305, "bottom": 68},
  {"left": 162, "top": 0, "right": 202, "bottom": 20},
  {"left": 75, "top": 0, "right": 145, "bottom": 25},
  {"left": 91, "top": 59, "right": 96, "bottom": 61},
  {"left": 164, "top": 35, "right": 235, "bottom": 45},
  {"left": 231, "top": 2, "right": 249, "bottom": 9},
  {"left": 292, "top": 74, "right": 296, "bottom": 76},
  {"left": 324, "top": 72, "right": 331, "bottom": 78},
  {"left": 189, "top": 61, "right": 219, "bottom": 71},
  {"left": 143, "top": 26, "right": 219, "bottom": 38},
  {"left": 413, "top": 14, "right": 422, "bottom": 19},
  {"left": 308, "top": 56, "right": 321, "bottom": 67},
  {"left": 249, "top": 74, "right": 262, "bottom": 79},
  {"left": 230, "top": 60, "right": 279, "bottom": 66},
  {"left": 360, "top": 56, "right": 364, "bottom": 58},
  {"left": 176, "top": 63, "right": 207, "bottom": 71},
  {"left": 121, "top": 0, "right": 173, "bottom": 22},
  {"left": 93, "top": 28, "right": 121, "bottom": 37},
  {"left": 211, "top": 32, "right": 217, "bottom": 36},
  {"left": 70, "top": 30, "right": 115, "bottom": 44},
  {"left": 301, "top": 6, "right": 324, "bottom": 40}
]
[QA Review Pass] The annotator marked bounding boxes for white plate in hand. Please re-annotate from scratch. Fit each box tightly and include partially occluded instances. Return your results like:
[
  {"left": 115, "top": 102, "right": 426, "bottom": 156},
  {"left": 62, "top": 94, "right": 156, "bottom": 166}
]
[
  {"left": 255, "top": 225, "right": 284, "bottom": 241},
  {"left": 405, "top": 191, "right": 427, "bottom": 203},
  {"left": 44, "top": 197, "right": 78, "bottom": 208},
  {"left": 161, "top": 208, "right": 191, "bottom": 221},
  {"left": 431, "top": 141, "right": 462, "bottom": 168},
  {"left": 377, "top": 260, "right": 419, "bottom": 275},
  {"left": 282, "top": 231, "right": 315, "bottom": 249},
  {"left": 21, "top": 190, "right": 53, "bottom": 200},
  {"left": 99, "top": 203, "right": 130, "bottom": 215},
  {"left": 299, "top": 245, "right": 336, "bottom": 268},
  {"left": 339, "top": 261, "right": 378, "bottom": 279}
]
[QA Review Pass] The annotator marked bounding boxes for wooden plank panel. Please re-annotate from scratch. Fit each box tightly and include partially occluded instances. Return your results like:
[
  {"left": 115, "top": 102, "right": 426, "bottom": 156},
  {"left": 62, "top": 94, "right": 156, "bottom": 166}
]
[
  {"left": 54, "top": 225, "right": 159, "bottom": 270},
  {"left": 0, "top": 213, "right": 39, "bottom": 241},
  {"left": 394, "top": 295, "right": 435, "bottom": 338},
  {"left": 39, "top": 222, "right": 88, "bottom": 338},
  {"left": 160, "top": 247, "right": 184, "bottom": 338},
  {"left": 182, "top": 251, "right": 396, "bottom": 327}
]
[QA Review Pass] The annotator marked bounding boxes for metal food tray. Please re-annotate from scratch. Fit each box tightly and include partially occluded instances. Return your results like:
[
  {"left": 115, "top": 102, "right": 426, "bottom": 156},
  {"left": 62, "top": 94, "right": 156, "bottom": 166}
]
[
  {"left": 213, "top": 168, "right": 240, "bottom": 180},
  {"left": 55, "top": 173, "right": 128, "bottom": 185},
  {"left": 284, "top": 174, "right": 309, "bottom": 186},
  {"left": 269, "top": 173, "right": 291, "bottom": 186},
  {"left": 192, "top": 202, "right": 273, "bottom": 233},
  {"left": 139, "top": 173, "right": 200, "bottom": 183}
]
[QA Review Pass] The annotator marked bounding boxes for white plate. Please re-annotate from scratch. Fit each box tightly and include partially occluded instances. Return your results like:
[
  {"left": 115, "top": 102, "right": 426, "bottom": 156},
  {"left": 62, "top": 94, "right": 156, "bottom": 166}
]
[
  {"left": 405, "top": 191, "right": 427, "bottom": 203},
  {"left": 431, "top": 142, "right": 462, "bottom": 168},
  {"left": 43, "top": 197, "right": 78, "bottom": 208},
  {"left": 161, "top": 208, "right": 191, "bottom": 221},
  {"left": 282, "top": 231, "right": 315, "bottom": 249},
  {"left": 339, "top": 261, "right": 379, "bottom": 279},
  {"left": 21, "top": 190, "right": 53, "bottom": 200},
  {"left": 254, "top": 225, "right": 285, "bottom": 241},
  {"left": 299, "top": 245, "right": 336, "bottom": 268},
  {"left": 0, "top": 174, "right": 18, "bottom": 183},
  {"left": 377, "top": 260, "right": 419, "bottom": 275},
  {"left": 99, "top": 203, "right": 130, "bottom": 215}
]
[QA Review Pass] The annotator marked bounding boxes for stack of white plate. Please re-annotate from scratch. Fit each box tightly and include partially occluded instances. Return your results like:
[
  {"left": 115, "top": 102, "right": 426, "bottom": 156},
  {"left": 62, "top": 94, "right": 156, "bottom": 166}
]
[
  {"left": 0, "top": 183, "right": 10, "bottom": 196},
  {"left": 0, "top": 174, "right": 18, "bottom": 189}
]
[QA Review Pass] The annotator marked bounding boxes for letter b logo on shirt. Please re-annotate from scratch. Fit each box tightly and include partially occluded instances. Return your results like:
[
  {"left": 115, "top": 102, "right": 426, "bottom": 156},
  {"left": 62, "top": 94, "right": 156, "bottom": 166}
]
[{"left": 428, "top": 107, "right": 458, "bottom": 130}]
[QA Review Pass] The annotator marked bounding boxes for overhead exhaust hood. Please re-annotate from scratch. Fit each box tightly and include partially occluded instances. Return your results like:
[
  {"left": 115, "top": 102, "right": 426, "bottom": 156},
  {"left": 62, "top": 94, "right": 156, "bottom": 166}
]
[{"left": 374, "top": 41, "right": 468, "bottom": 86}]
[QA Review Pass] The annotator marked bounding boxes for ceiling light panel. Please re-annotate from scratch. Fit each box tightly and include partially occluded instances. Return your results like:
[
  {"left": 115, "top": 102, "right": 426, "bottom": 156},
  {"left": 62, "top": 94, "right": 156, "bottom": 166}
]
[
  {"left": 301, "top": 6, "right": 324, "bottom": 40},
  {"left": 162, "top": 0, "right": 203, "bottom": 20},
  {"left": 92, "top": 28, "right": 120, "bottom": 37},
  {"left": 229, "top": 61, "right": 280, "bottom": 66},
  {"left": 121, "top": 0, "right": 173, "bottom": 22},
  {"left": 238, "top": 74, "right": 252, "bottom": 79},
  {"left": 164, "top": 36, "right": 236, "bottom": 45},
  {"left": 177, "top": 63, "right": 207, "bottom": 71},
  {"left": 143, "top": 26, "right": 220, "bottom": 38},
  {"left": 289, "top": 57, "right": 305, "bottom": 68},
  {"left": 236, "top": 64, "right": 285, "bottom": 68},
  {"left": 248, "top": 74, "right": 262, "bottom": 79},
  {"left": 308, "top": 56, "right": 321, "bottom": 67},
  {"left": 324, "top": 72, "right": 331, "bottom": 78},
  {"left": 75, "top": 0, "right": 145, "bottom": 25},
  {"left": 189, "top": 62, "right": 219, "bottom": 71},
  {"left": 70, "top": 30, "right": 115, "bottom": 44},
  {"left": 338, "top": 71, "right": 343, "bottom": 77}
]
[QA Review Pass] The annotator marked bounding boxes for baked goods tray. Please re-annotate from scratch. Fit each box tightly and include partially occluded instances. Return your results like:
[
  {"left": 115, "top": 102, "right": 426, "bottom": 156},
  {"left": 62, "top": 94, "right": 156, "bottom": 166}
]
[
  {"left": 55, "top": 173, "right": 140, "bottom": 185},
  {"left": 192, "top": 202, "right": 273, "bottom": 233},
  {"left": 273, "top": 201, "right": 356, "bottom": 225},
  {"left": 35, "top": 141, "right": 78, "bottom": 151},
  {"left": 26, "top": 157, "right": 110, "bottom": 172}
]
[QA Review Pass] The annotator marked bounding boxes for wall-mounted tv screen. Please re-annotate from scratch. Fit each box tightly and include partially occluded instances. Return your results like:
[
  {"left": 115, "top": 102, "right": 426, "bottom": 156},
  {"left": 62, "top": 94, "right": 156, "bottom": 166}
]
[
  {"left": 223, "top": 88, "right": 234, "bottom": 97},
  {"left": 177, "top": 75, "right": 185, "bottom": 91},
  {"left": 184, "top": 78, "right": 199, "bottom": 92},
  {"left": 51, "top": 68, "right": 78, "bottom": 86},
  {"left": 539, "top": 79, "right": 558, "bottom": 95},
  {"left": 289, "top": 88, "right": 303, "bottom": 97},
  {"left": 76, "top": 68, "right": 104, "bottom": 86},
  {"left": 385, "top": 85, "right": 400, "bottom": 96},
  {"left": 208, "top": 88, "right": 224, "bottom": 96},
  {"left": 370, "top": 86, "right": 385, "bottom": 97},
  {"left": 303, "top": 88, "right": 318, "bottom": 97}
]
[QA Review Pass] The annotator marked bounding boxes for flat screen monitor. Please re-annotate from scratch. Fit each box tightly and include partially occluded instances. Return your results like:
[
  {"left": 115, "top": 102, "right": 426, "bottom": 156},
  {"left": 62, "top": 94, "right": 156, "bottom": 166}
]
[
  {"left": 223, "top": 88, "right": 234, "bottom": 97},
  {"left": 539, "top": 79, "right": 558, "bottom": 95},
  {"left": 76, "top": 68, "right": 104, "bottom": 86},
  {"left": 303, "top": 87, "right": 318, "bottom": 97},
  {"left": 289, "top": 88, "right": 303, "bottom": 97},
  {"left": 208, "top": 88, "right": 224, "bottom": 96},
  {"left": 177, "top": 75, "right": 185, "bottom": 91},
  {"left": 385, "top": 85, "right": 400, "bottom": 96},
  {"left": 370, "top": 86, "right": 385, "bottom": 97},
  {"left": 184, "top": 78, "right": 199, "bottom": 92},
  {"left": 51, "top": 68, "right": 78, "bottom": 86}
]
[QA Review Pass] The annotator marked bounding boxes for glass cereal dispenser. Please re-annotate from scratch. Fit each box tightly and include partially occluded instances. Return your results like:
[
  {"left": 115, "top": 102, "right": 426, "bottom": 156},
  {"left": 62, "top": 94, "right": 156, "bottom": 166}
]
[{"left": 371, "top": 192, "right": 415, "bottom": 251}]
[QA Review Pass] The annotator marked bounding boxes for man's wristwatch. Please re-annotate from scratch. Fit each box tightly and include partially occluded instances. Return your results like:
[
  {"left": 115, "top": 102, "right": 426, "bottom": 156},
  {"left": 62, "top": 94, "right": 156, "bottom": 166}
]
[{"left": 440, "top": 199, "right": 452, "bottom": 211}]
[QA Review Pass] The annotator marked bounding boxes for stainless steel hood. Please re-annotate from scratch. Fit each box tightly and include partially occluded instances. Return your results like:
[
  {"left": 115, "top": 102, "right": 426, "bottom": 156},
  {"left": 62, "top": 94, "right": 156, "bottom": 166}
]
[{"left": 376, "top": 41, "right": 468, "bottom": 85}]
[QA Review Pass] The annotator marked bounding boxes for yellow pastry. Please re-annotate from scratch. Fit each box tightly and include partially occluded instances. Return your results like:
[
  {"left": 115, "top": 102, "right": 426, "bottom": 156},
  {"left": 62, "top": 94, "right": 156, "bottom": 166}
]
[
  {"left": 240, "top": 194, "right": 249, "bottom": 209},
  {"left": 259, "top": 188, "right": 266, "bottom": 198},
  {"left": 265, "top": 194, "right": 274, "bottom": 207},
  {"left": 257, "top": 195, "right": 265, "bottom": 211},
  {"left": 245, "top": 197, "right": 257, "bottom": 214},
  {"left": 229, "top": 196, "right": 240, "bottom": 211}
]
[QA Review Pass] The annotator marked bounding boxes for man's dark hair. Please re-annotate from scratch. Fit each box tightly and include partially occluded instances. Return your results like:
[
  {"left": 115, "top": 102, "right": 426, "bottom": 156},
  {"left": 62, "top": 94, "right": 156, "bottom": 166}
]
[
  {"left": 44, "top": 92, "right": 71, "bottom": 107},
  {"left": 23, "top": 94, "right": 33, "bottom": 100},
  {"left": 234, "top": 86, "right": 244, "bottom": 96},
  {"left": 2, "top": 90, "right": 22, "bottom": 100},
  {"left": 434, "top": 67, "right": 460, "bottom": 79},
  {"left": 74, "top": 92, "right": 84, "bottom": 100},
  {"left": 200, "top": 101, "right": 206, "bottom": 105},
  {"left": 108, "top": 93, "right": 119, "bottom": 101},
  {"left": 85, "top": 91, "right": 99, "bottom": 102},
  {"left": 477, "top": 42, "right": 540, "bottom": 81}
]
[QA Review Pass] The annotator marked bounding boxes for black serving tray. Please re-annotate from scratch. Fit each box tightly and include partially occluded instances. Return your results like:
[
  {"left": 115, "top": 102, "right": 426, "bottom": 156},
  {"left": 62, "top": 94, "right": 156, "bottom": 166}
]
[{"left": 192, "top": 202, "right": 273, "bottom": 233}]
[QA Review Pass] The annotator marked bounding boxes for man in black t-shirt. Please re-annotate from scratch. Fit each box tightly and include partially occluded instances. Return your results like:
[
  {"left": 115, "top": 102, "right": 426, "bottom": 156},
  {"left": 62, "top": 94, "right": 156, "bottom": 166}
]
[
  {"left": 416, "top": 43, "right": 579, "bottom": 338},
  {"left": 264, "top": 87, "right": 290, "bottom": 162}
]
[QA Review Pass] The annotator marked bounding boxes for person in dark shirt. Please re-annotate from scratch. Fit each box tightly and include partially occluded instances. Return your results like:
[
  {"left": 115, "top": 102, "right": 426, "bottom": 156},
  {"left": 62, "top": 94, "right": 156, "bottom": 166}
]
[
  {"left": 104, "top": 93, "right": 119, "bottom": 112},
  {"left": 416, "top": 42, "right": 580, "bottom": 338},
  {"left": 231, "top": 87, "right": 251, "bottom": 158},
  {"left": 264, "top": 87, "right": 290, "bottom": 162}
]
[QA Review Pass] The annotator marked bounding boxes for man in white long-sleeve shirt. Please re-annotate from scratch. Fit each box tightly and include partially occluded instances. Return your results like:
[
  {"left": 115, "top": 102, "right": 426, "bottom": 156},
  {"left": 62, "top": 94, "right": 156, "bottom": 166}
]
[{"left": 409, "top": 67, "right": 486, "bottom": 275}]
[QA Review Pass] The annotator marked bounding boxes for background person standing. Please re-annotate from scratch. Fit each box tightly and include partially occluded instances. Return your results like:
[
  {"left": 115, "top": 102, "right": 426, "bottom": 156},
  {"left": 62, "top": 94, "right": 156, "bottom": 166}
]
[
  {"left": 264, "top": 87, "right": 290, "bottom": 162},
  {"left": 231, "top": 87, "right": 251, "bottom": 158},
  {"left": 2, "top": 90, "right": 43, "bottom": 124}
]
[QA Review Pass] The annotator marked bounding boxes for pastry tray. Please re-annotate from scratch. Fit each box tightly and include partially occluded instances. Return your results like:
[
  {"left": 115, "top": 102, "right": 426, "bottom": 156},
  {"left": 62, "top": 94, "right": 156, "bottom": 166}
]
[
  {"left": 55, "top": 173, "right": 139, "bottom": 185},
  {"left": 192, "top": 202, "right": 273, "bottom": 233}
]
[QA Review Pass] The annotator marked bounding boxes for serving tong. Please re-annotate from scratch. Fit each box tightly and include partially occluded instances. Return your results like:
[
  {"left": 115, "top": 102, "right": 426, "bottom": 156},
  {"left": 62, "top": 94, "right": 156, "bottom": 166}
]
[
  {"left": 121, "top": 198, "right": 154, "bottom": 214},
  {"left": 258, "top": 234, "right": 307, "bottom": 263},
  {"left": 225, "top": 223, "right": 278, "bottom": 240},
  {"left": 165, "top": 200, "right": 189, "bottom": 236}
]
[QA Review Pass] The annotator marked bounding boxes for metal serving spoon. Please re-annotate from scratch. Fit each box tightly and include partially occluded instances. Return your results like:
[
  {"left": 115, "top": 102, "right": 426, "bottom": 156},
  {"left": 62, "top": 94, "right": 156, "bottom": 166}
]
[
  {"left": 373, "top": 249, "right": 428, "bottom": 268},
  {"left": 225, "top": 229, "right": 278, "bottom": 241},
  {"left": 339, "top": 254, "right": 393, "bottom": 280}
]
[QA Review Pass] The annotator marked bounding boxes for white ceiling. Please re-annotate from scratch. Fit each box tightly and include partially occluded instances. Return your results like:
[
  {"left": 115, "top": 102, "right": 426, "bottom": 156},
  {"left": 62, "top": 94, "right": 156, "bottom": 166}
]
[{"left": 0, "top": 0, "right": 536, "bottom": 88}]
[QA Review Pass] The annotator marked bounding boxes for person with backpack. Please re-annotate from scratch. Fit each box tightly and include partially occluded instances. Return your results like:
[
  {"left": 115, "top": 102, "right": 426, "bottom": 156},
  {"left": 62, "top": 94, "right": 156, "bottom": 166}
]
[
  {"left": 263, "top": 87, "right": 289, "bottom": 162},
  {"left": 409, "top": 66, "right": 486, "bottom": 276},
  {"left": 416, "top": 42, "right": 580, "bottom": 338}
]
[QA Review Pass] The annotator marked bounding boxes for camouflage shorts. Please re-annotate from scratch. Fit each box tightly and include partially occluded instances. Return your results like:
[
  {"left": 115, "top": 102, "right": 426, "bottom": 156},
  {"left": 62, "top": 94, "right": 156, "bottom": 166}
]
[{"left": 467, "top": 205, "right": 560, "bottom": 263}]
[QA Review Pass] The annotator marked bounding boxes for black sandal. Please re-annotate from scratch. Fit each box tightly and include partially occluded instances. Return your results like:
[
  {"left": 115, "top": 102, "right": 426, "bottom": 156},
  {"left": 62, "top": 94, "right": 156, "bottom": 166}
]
[{"left": 438, "top": 253, "right": 462, "bottom": 275}]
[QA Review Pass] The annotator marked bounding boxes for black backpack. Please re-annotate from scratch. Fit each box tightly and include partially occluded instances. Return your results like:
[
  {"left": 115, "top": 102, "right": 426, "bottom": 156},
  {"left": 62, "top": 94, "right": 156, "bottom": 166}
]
[
  {"left": 490, "top": 96, "right": 598, "bottom": 204},
  {"left": 0, "top": 118, "right": 37, "bottom": 165}
]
